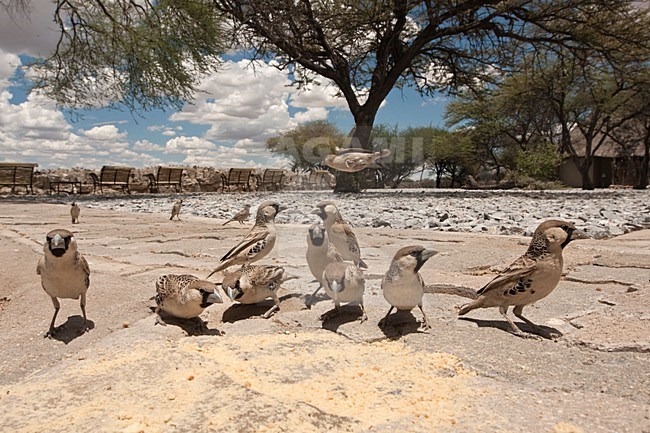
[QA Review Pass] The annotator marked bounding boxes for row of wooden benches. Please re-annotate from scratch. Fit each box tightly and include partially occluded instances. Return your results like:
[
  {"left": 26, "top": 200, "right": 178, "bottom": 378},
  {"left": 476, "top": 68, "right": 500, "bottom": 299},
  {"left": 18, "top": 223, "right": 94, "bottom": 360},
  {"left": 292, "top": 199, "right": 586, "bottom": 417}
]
[{"left": 0, "top": 163, "right": 333, "bottom": 194}]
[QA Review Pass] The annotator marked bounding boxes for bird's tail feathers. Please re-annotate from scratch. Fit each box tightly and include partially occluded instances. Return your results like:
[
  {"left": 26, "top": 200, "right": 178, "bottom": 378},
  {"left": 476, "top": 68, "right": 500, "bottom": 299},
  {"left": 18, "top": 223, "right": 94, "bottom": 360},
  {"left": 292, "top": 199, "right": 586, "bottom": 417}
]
[
  {"left": 458, "top": 300, "right": 481, "bottom": 316},
  {"left": 223, "top": 220, "right": 232, "bottom": 226},
  {"left": 282, "top": 274, "right": 300, "bottom": 283}
]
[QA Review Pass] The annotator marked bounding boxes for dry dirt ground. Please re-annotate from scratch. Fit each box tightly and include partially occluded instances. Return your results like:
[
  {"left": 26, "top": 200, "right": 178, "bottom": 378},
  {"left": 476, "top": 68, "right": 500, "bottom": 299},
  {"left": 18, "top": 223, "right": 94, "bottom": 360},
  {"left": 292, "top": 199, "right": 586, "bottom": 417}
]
[{"left": 0, "top": 199, "right": 648, "bottom": 433}]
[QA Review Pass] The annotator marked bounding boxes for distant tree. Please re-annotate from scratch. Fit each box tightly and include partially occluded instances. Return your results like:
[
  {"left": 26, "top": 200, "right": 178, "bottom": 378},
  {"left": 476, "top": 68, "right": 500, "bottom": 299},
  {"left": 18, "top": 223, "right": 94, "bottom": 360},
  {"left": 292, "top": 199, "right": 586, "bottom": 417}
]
[
  {"left": 371, "top": 124, "right": 425, "bottom": 188},
  {"left": 447, "top": 31, "right": 650, "bottom": 188},
  {"left": 266, "top": 120, "right": 344, "bottom": 171},
  {"left": 526, "top": 48, "right": 649, "bottom": 189},
  {"left": 608, "top": 70, "right": 650, "bottom": 189},
  {"left": 425, "top": 130, "right": 474, "bottom": 187},
  {"left": 445, "top": 95, "right": 517, "bottom": 182},
  {"left": 26, "top": 0, "right": 650, "bottom": 191},
  {"left": 515, "top": 141, "right": 563, "bottom": 181}
]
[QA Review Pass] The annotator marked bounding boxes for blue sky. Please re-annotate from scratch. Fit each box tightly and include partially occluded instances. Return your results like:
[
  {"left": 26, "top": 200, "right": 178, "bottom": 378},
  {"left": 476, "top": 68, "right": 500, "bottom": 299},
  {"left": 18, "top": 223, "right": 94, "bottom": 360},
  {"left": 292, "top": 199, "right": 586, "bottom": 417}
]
[{"left": 0, "top": 2, "right": 448, "bottom": 170}]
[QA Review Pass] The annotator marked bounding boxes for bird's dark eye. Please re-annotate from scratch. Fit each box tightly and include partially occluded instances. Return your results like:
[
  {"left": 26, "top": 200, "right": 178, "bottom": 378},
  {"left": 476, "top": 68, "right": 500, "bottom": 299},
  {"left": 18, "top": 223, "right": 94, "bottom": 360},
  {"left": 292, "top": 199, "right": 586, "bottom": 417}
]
[
  {"left": 199, "top": 289, "right": 207, "bottom": 294},
  {"left": 410, "top": 250, "right": 419, "bottom": 257}
]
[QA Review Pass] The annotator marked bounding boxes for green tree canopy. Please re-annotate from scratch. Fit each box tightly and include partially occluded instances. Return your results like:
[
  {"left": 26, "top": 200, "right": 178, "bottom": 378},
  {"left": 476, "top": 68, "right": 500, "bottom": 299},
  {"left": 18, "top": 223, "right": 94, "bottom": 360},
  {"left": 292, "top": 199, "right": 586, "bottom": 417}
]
[{"left": 32, "top": 0, "right": 225, "bottom": 111}]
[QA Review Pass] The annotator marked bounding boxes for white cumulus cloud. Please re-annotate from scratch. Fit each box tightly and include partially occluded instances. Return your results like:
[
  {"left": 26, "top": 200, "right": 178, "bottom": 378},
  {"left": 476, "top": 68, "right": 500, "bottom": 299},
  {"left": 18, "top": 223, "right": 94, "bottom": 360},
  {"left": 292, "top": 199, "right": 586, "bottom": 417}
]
[{"left": 81, "top": 124, "right": 128, "bottom": 141}]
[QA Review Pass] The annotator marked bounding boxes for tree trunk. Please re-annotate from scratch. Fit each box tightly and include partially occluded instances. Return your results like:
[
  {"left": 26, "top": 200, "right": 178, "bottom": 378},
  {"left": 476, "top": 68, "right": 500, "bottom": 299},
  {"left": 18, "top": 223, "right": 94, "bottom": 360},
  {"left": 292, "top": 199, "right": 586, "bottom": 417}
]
[
  {"left": 635, "top": 137, "right": 649, "bottom": 189},
  {"left": 578, "top": 157, "right": 595, "bottom": 190},
  {"left": 334, "top": 109, "right": 377, "bottom": 192}
]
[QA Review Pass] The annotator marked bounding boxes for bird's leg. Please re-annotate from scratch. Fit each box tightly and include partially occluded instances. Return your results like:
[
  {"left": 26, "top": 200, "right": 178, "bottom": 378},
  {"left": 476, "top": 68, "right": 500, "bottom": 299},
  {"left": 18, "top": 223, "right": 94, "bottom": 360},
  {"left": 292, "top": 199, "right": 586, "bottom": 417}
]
[
  {"left": 358, "top": 301, "right": 367, "bottom": 323},
  {"left": 79, "top": 292, "right": 89, "bottom": 333},
  {"left": 154, "top": 307, "right": 167, "bottom": 326},
  {"left": 261, "top": 293, "right": 281, "bottom": 319},
  {"left": 417, "top": 304, "right": 431, "bottom": 332},
  {"left": 500, "top": 306, "right": 541, "bottom": 340},
  {"left": 305, "top": 285, "right": 322, "bottom": 309},
  {"left": 512, "top": 305, "right": 560, "bottom": 339},
  {"left": 378, "top": 306, "right": 395, "bottom": 327},
  {"left": 45, "top": 297, "right": 61, "bottom": 338}
]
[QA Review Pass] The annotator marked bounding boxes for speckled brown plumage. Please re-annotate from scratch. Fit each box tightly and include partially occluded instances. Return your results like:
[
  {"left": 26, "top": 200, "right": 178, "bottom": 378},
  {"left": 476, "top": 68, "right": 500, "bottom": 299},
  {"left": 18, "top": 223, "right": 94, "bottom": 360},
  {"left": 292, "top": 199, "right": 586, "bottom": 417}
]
[
  {"left": 208, "top": 201, "right": 287, "bottom": 277},
  {"left": 459, "top": 219, "right": 588, "bottom": 339},
  {"left": 154, "top": 274, "right": 222, "bottom": 329},
  {"left": 220, "top": 265, "right": 296, "bottom": 318}
]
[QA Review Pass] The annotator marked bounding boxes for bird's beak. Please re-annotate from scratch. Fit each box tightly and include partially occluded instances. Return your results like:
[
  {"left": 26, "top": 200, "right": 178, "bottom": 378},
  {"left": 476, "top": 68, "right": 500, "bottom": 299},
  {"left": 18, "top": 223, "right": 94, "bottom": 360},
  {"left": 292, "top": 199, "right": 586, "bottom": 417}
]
[
  {"left": 226, "top": 287, "right": 236, "bottom": 301},
  {"left": 50, "top": 234, "right": 65, "bottom": 249},
  {"left": 421, "top": 248, "right": 438, "bottom": 261},
  {"left": 571, "top": 229, "right": 590, "bottom": 240},
  {"left": 207, "top": 292, "right": 223, "bottom": 304},
  {"left": 330, "top": 280, "right": 342, "bottom": 294},
  {"left": 311, "top": 208, "right": 325, "bottom": 218}
]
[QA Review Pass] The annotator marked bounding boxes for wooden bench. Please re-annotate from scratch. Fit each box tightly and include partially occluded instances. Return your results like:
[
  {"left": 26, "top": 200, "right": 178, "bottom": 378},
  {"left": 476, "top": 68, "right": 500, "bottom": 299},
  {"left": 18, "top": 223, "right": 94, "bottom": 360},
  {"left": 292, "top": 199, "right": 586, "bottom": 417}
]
[
  {"left": 257, "top": 169, "right": 285, "bottom": 191},
  {"left": 223, "top": 168, "right": 256, "bottom": 191},
  {"left": 0, "top": 163, "right": 38, "bottom": 194},
  {"left": 89, "top": 165, "right": 134, "bottom": 194},
  {"left": 146, "top": 166, "right": 184, "bottom": 193},
  {"left": 306, "top": 169, "right": 333, "bottom": 190}
]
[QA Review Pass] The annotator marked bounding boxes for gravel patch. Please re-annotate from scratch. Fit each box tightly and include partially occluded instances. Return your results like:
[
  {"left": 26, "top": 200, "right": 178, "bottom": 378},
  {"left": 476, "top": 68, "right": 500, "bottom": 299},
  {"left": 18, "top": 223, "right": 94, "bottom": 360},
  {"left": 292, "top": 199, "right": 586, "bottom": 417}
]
[{"left": 7, "top": 188, "right": 649, "bottom": 239}]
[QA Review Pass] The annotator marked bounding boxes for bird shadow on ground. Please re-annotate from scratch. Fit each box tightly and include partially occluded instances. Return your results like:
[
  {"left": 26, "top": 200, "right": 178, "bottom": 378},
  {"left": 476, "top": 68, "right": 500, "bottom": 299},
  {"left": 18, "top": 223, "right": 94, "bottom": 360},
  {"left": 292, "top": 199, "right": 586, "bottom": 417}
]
[
  {"left": 221, "top": 294, "right": 300, "bottom": 323},
  {"left": 458, "top": 317, "right": 562, "bottom": 339},
  {"left": 378, "top": 311, "right": 426, "bottom": 340},
  {"left": 154, "top": 312, "right": 223, "bottom": 336},
  {"left": 320, "top": 305, "right": 365, "bottom": 332},
  {"left": 49, "top": 315, "right": 95, "bottom": 344},
  {"left": 303, "top": 292, "right": 328, "bottom": 309}
]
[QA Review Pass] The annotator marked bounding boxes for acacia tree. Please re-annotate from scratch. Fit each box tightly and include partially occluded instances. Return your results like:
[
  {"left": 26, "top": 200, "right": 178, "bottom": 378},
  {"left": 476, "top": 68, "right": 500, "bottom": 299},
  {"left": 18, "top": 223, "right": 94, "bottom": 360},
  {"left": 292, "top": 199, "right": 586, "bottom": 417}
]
[{"left": 213, "top": 1, "right": 648, "bottom": 150}]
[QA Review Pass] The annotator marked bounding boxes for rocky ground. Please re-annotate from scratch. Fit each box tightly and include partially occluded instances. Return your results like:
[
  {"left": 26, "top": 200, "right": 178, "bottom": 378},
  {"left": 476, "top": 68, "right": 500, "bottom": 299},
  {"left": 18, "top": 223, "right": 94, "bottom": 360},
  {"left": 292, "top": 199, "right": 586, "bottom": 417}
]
[
  {"left": 0, "top": 192, "right": 648, "bottom": 432},
  {"left": 23, "top": 187, "right": 650, "bottom": 238}
]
